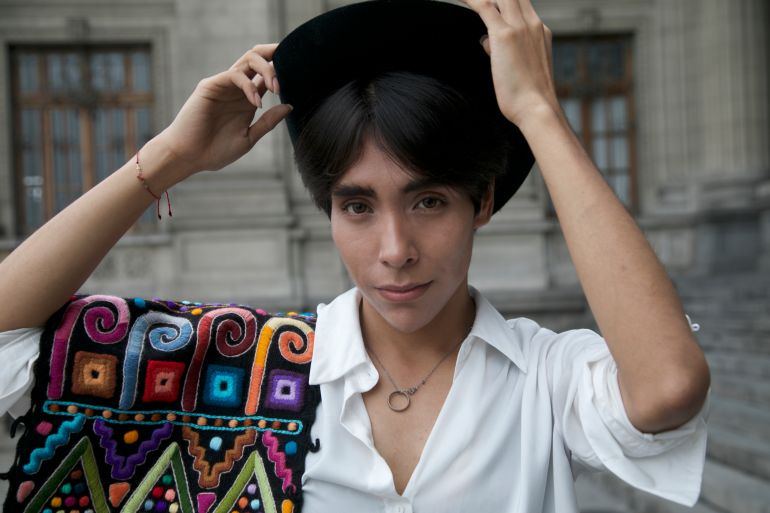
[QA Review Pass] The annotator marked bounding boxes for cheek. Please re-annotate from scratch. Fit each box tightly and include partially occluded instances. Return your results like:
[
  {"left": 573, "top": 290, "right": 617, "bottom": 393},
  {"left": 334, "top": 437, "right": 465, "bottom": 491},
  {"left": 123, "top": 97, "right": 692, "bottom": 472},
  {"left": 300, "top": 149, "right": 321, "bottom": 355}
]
[
  {"left": 428, "top": 222, "right": 475, "bottom": 268},
  {"left": 331, "top": 221, "right": 372, "bottom": 276}
]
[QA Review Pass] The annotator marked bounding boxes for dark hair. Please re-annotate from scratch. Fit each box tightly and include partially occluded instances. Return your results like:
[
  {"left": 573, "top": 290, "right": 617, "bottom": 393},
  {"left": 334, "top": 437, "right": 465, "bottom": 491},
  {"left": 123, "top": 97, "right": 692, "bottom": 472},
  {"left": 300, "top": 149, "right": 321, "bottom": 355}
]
[{"left": 294, "top": 72, "right": 510, "bottom": 216}]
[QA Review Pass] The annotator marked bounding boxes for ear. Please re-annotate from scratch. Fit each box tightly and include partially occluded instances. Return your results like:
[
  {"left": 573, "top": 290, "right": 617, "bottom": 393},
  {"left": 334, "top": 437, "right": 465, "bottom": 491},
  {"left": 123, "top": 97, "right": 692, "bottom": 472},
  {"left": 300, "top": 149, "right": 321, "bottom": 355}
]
[{"left": 473, "top": 184, "right": 494, "bottom": 230}]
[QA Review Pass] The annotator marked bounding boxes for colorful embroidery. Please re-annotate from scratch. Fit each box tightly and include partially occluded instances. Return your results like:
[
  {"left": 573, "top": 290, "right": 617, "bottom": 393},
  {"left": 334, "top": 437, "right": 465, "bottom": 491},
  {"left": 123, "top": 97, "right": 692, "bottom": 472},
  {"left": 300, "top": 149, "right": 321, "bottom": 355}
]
[
  {"left": 49, "top": 296, "right": 130, "bottom": 400},
  {"left": 3, "top": 295, "right": 320, "bottom": 513},
  {"left": 143, "top": 360, "right": 187, "bottom": 403},
  {"left": 108, "top": 482, "right": 131, "bottom": 508},
  {"left": 22, "top": 437, "right": 109, "bottom": 513},
  {"left": 212, "top": 451, "right": 277, "bottom": 513},
  {"left": 196, "top": 492, "right": 217, "bottom": 513},
  {"left": 23, "top": 415, "right": 86, "bottom": 474},
  {"left": 121, "top": 443, "right": 194, "bottom": 513},
  {"left": 261, "top": 431, "right": 295, "bottom": 494},
  {"left": 202, "top": 365, "right": 246, "bottom": 408},
  {"left": 182, "top": 426, "right": 257, "bottom": 488},
  {"left": 43, "top": 401, "right": 304, "bottom": 434},
  {"left": 93, "top": 420, "right": 175, "bottom": 479},
  {"left": 71, "top": 351, "right": 119, "bottom": 398},
  {"left": 245, "top": 318, "right": 314, "bottom": 415},
  {"left": 182, "top": 308, "right": 257, "bottom": 412},
  {"left": 264, "top": 370, "right": 308, "bottom": 412},
  {"left": 122, "top": 312, "right": 194, "bottom": 409}
]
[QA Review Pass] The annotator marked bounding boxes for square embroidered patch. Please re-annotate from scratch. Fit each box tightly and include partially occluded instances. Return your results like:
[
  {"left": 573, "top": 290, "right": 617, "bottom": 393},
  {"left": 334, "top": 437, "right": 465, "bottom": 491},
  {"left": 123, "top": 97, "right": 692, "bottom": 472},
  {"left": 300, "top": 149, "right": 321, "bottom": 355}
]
[
  {"left": 142, "top": 360, "right": 186, "bottom": 403},
  {"left": 202, "top": 365, "right": 245, "bottom": 408},
  {"left": 71, "top": 351, "right": 118, "bottom": 399},
  {"left": 264, "top": 369, "right": 307, "bottom": 412}
]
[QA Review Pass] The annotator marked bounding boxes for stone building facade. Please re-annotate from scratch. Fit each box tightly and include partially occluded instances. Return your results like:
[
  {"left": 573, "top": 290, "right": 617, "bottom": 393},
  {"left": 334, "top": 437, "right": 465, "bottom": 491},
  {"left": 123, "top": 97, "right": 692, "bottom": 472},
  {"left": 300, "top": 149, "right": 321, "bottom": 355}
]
[{"left": 0, "top": 0, "right": 768, "bottom": 511}]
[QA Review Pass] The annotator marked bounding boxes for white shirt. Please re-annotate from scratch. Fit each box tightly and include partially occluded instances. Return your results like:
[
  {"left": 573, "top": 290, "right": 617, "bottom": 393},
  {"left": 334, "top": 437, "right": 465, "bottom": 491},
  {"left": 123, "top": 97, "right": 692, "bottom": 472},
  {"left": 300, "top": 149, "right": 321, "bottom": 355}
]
[{"left": 0, "top": 287, "right": 707, "bottom": 513}]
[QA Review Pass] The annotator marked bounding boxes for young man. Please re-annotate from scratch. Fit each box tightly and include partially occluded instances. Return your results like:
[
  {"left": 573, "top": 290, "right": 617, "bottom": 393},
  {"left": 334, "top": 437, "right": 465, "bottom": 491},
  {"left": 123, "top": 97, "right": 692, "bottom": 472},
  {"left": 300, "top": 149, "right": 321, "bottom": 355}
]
[{"left": 0, "top": 1, "right": 709, "bottom": 511}]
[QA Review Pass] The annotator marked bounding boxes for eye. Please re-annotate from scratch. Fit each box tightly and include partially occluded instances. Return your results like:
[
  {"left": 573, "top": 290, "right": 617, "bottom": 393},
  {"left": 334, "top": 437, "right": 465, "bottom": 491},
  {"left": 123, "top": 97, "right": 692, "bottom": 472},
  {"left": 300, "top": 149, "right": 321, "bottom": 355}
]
[
  {"left": 342, "top": 202, "right": 371, "bottom": 215},
  {"left": 416, "top": 196, "right": 445, "bottom": 210}
]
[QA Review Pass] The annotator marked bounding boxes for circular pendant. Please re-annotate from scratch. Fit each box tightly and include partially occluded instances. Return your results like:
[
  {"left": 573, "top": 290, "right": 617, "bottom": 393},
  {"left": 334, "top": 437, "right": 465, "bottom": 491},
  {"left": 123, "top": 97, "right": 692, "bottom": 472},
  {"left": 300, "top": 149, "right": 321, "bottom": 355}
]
[{"left": 387, "top": 390, "right": 411, "bottom": 412}]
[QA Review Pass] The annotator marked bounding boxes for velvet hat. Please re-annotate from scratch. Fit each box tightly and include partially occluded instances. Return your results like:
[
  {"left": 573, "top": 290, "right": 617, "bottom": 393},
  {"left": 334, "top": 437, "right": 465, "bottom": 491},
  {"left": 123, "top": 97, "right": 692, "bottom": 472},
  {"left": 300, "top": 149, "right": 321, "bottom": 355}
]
[{"left": 272, "top": 0, "right": 535, "bottom": 213}]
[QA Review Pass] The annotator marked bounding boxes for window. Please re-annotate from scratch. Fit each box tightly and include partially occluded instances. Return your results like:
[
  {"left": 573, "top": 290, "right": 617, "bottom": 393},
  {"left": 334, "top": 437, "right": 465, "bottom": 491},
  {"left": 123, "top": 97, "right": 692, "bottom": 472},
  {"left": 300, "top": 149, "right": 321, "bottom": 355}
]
[
  {"left": 553, "top": 35, "right": 637, "bottom": 211},
  {"left": 10, "top": 45, "right": 155, "bottom": 236}
]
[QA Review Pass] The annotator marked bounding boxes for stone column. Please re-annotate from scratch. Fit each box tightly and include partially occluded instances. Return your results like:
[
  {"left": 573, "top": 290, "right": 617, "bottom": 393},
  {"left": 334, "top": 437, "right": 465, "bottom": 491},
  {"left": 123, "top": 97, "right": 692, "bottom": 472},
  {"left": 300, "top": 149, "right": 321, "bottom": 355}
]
[{"left": 692, "top": 0, "right": 769, "bottom": 201}]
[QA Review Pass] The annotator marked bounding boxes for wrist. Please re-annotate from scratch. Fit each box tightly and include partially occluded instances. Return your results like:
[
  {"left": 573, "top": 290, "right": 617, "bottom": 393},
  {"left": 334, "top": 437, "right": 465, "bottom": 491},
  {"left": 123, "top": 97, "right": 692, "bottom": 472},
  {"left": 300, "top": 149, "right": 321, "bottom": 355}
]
[
  {"left": 510, "top": 101, "right": 567, "bottom": 138},
  {"left": 138, "top": 133, "right": 197, "bottom": 191}
]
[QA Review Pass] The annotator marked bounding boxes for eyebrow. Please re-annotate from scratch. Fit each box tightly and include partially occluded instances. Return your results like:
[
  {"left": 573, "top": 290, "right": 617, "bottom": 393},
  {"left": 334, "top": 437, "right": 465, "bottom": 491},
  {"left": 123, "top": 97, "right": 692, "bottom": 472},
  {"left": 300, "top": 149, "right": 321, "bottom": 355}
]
[{"left": 331, "top": 177, "right": 444, "bottom": 199}]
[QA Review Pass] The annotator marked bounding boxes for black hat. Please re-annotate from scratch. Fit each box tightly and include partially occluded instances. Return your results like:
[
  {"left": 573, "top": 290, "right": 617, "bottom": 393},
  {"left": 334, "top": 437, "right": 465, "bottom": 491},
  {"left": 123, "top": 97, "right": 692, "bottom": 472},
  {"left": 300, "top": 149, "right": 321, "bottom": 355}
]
[{"left": 273, "top": 0, "right": 535, "bottom": 213}]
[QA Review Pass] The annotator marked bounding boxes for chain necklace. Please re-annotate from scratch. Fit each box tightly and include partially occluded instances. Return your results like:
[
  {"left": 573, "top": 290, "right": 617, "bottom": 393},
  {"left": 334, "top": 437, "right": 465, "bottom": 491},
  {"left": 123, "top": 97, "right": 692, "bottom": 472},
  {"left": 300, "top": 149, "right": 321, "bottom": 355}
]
[{"left": 367, "top": 339, "right": 464, "bottom": 412}]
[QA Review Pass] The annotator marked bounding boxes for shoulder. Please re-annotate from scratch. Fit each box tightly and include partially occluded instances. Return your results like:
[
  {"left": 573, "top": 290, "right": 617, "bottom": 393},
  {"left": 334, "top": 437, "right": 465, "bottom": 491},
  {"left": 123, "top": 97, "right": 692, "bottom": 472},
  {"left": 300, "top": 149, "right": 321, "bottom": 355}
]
[{"left": 503, "top": 315, "right": 610, "bottom": 370}]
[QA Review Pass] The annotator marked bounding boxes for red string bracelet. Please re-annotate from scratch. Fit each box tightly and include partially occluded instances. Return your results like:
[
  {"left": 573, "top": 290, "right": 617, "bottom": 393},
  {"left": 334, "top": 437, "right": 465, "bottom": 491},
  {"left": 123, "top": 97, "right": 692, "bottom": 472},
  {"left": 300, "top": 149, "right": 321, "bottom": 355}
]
[{"left": 135, "top": 149, "right": 172, "bottom": 219}]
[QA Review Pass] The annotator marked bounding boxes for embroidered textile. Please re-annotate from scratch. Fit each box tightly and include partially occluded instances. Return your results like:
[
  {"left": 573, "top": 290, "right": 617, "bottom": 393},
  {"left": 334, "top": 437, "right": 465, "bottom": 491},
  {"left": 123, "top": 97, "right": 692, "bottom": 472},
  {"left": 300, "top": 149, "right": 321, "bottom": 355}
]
[{"left": 2, "top": 295, "right": 320, "bottom": 513}]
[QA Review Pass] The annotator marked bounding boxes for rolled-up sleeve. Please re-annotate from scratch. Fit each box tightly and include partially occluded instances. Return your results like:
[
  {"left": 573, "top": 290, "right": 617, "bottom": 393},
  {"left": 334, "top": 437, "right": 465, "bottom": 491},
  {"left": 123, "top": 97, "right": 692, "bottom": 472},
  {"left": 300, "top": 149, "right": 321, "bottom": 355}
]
[
  {"left": 0, "top": 327, "right": 43, "bottom": 418},
  {"left": 543, "top": 327, "right": 708, "bottom": 506}
]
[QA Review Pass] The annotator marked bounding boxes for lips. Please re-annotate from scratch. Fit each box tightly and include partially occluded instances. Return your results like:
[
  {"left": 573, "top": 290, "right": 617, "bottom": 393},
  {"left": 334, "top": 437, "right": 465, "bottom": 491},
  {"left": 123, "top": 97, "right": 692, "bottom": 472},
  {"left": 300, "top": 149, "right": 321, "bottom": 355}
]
[{"left": 376, "top": 282, "right": 431, "bottom": 302}]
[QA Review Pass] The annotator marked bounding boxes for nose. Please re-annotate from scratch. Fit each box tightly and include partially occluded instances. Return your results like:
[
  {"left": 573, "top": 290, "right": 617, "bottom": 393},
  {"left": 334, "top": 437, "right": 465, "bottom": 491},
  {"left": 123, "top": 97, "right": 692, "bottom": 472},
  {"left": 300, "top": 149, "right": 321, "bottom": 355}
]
[{"left": 378, "top": 212, "right": 418, "bottom": 269}]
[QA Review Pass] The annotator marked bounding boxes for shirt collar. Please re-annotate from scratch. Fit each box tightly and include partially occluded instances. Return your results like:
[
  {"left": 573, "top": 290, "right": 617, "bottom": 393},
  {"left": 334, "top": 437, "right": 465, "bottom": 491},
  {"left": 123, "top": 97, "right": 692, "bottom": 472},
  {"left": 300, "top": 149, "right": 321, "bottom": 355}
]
[
  {"left": 309, "top": 288, "right": 370, "bottom": 385},
  {"left": 466, "top": 286, "right": 528, "bottom": 373},
  {"left": 309, "top": 286, "right": 528, "bottom": 385}
]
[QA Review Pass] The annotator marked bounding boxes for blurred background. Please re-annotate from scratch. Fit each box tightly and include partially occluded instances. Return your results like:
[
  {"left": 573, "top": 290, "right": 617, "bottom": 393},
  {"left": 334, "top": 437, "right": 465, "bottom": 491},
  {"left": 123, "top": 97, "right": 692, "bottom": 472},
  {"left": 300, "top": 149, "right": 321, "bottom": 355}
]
[{"left": 0, "top": 0, "right": 768, "bottom": 511}]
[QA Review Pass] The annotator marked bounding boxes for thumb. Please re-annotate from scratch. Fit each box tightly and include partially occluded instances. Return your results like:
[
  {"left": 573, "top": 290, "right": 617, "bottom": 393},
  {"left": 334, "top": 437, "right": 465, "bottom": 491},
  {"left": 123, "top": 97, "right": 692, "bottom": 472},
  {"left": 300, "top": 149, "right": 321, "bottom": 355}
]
[
  {"left": 246, "top": 103, "right": 293, "bottom": 147},
  {"left": 479, "top": 35, "right": 491, "bottom": 56}
]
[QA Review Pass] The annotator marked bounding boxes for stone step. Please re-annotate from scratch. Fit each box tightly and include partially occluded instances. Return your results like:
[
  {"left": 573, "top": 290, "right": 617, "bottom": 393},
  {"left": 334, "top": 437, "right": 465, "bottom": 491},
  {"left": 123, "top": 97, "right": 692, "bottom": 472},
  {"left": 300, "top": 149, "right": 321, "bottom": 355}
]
[
  {"left": 707, "top": 352, "right": 770, "bottom": 379},
  {"left": 698, "top": 331, "right": 770, "bottom": 354},
  {"left": 707, "top": 426, "right": 770, "bottom": 482},
  {"left": 576, "top": 474, "right": 633, "bottom": 513},
  {"left": 576, "top": 471, "right": 724, "bottom": 513},
  {"left": 686, "top": 312, "right": 770, "bottom": 332},
  {"left": 710, "top": 372, "right": 770, "bottom": 409},
  {"left": 701, "top": 459, "right": 770, "bottom": 513},
  {"left": 683, "top": 302, "right": 770, "bottom": 320},
  {"left": 707, "top": 398, "right": 770, "bottom": 443},
  {"left": 676, "top": 272, "right": 770, "bottom": 291}
]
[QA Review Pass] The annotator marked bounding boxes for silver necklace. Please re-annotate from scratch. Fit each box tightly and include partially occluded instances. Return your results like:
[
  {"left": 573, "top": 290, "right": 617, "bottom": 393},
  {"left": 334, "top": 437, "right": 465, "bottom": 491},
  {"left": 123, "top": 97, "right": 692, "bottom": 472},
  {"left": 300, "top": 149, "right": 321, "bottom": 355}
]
[{"left": 367, "top": 340, "right": 464, "bottom": 412}]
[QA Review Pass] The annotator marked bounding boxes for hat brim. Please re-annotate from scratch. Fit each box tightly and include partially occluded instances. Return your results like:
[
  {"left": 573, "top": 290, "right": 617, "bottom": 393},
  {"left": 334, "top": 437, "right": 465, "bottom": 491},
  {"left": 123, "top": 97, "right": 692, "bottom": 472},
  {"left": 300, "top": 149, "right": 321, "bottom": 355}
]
[{"left": 273, "top": 0, "right": 535, "bottom": 213}]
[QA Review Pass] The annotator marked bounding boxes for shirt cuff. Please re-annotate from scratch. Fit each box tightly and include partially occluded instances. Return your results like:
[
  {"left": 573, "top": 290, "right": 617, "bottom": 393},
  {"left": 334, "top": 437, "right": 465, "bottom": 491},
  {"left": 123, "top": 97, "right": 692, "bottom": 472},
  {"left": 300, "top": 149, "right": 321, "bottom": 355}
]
[
  {"left": 0, "top": 327, "right": 43, "bottom": 418},
  {"left": 578, "top": 354, "right": 708, "bottom": 506}
]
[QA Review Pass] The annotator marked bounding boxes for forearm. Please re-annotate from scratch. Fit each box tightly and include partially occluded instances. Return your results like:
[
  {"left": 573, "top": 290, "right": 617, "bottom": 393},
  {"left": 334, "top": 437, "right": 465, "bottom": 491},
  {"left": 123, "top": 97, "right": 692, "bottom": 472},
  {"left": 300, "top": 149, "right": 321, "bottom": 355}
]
[
  {"left": 519, "top": 107, "right": 709, "bottom": 433},
  {"left": 0, "top": 136, "right": 187, "bottom": 331}
]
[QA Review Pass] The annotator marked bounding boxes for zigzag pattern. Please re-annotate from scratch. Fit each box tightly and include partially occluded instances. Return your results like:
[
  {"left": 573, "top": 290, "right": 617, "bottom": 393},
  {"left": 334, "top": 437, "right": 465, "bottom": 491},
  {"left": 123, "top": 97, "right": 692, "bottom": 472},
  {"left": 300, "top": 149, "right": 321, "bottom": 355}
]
[
  {"left": 261, "top": 430, "right": 295, "bottom": 493},
  {"left": 182, "top": 426, "right": 257, "bottom": 488},
  {"left": 23, "top": 415, "right": 86, "bottom": 474},
  {"left": 93, "top": 420, "right": 174, "bottom": 479}
]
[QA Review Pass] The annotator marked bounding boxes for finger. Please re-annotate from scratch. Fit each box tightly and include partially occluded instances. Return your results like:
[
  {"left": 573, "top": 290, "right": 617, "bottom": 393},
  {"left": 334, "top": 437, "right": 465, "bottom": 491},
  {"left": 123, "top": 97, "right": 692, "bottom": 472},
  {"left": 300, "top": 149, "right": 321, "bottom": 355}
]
[
  {"left": 231, "top": 51, "right": 275, "bottom": 93},
  {"left": 250, "top": 42, "right": 279, "bottom": 59},
  {"left": 517, "top": 0, "right": 541, "bottom": 25},
  {"left": 543, "top": 24, "right": 553, "bottom": 76},
  {"left": 228, "top": 70, "right": 262, "bottom": 108},
  {"left": 480, "top": 35, "right": 491, "bottom": 56},
  {"left": 496, "top": 0, "right": 525, "bottom": 26},
  {"left": 247, "top": 52, "right": 277, "bottom": 93},
  {"left": 230, "top": 45, "right": 278, "bottom": 88},
  {"left": 463, "top": 0, "right": 510, "bottom": 33},
  {"left": 246, "top": 104, "right": 293, "bottom": 147},
  {"left": 252, "top": 74, "right": 269, "bottom": 99}
]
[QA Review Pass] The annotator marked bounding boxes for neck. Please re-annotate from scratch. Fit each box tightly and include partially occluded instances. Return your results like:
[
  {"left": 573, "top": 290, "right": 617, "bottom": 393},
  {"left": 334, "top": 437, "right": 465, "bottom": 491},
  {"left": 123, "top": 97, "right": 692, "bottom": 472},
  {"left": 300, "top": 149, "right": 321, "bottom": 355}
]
[{"left": 360, "top": 281, "right": 476, "bottom": 367}]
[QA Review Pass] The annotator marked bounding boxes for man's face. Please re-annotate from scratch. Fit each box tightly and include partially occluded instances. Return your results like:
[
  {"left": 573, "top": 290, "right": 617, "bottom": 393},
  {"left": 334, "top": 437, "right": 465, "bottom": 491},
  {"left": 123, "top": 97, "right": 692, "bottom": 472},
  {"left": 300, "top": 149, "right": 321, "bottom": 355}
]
[{"left": 330, "top": 140, "right": 492, "bottom": 334}]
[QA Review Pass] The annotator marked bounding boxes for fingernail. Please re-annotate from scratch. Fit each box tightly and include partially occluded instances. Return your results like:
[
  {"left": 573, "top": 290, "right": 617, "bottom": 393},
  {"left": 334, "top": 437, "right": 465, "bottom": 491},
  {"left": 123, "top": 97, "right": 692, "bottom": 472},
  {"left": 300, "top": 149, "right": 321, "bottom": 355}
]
[
  {"left": 273, "top": 77, "right": 280, "bottom": 94},
  {"left": 479, "top": 35, "right": 489, "bottom": 45},
  {"left": 286, "top": 104, "right": 293, "bottom": 111}
]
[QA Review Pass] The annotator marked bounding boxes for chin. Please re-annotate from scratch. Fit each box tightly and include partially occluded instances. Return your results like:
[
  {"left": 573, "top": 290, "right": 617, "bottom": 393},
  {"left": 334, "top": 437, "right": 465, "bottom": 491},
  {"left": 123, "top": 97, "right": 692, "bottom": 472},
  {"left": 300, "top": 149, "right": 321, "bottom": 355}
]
[{"left": 360, "top": 288, "right": 447, "bottom": 335}]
